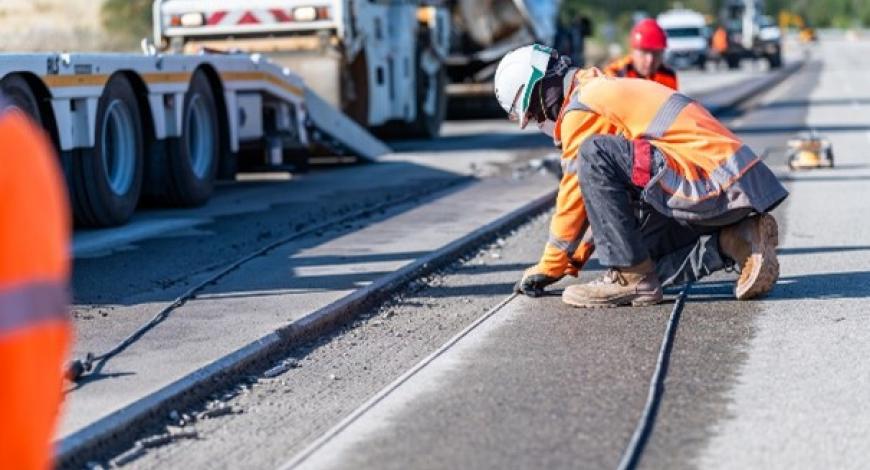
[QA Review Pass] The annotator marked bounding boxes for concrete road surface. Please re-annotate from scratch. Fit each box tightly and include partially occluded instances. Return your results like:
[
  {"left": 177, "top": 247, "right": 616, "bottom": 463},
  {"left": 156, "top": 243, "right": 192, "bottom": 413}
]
[
  {"left": 283, "top": 38, "right": 870, "bottom": 470},
  {"left": 64, "top": 124, "right": 555, "bottom": 439},
  {"left": 61, "top": 40, "right": 832, "bottom": 469}
]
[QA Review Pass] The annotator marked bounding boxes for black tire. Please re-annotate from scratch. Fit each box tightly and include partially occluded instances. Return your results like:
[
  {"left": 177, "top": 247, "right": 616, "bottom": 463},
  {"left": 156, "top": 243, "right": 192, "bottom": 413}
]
[
  {"left": 69, "top": 75, "right": 144, "bottom": 227},
  {"left": 726, "top": 54, "right": 741, "bottom": 70},
  {"left": 342, "top": 53, "right": 370, "bottom": 127},
  {"left": 697, "top": 56, "right": 707, "bottom": 71},
  {"left": 767, "top": 51, "right": 783, "bottom": 69},
  {"left": 146, "top": 71, "right": 219, "bottom": 206},
  {"left": 283, "top": 143, "right": 311, "bottom": 174},
  {"left": 1, "top": 74, "right": 44, "bottom": 125},
  {"left": 216, "top": 147, "right": 238, "bottom": 181},
  {"left": 407, "top": 44, "right": 447, "bottom": 139}
]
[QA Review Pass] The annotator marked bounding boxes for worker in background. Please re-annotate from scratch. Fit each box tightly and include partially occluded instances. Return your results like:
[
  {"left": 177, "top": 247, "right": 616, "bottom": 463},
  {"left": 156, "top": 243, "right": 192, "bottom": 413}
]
[
  {"left": 0, "top": 99, "right": 72, "bottom": 469},
  {"left": 604, "top": 18, "right": 678, "bottom": 90},
  {"left": 711, "top": 25, "right": 729, "bottom": 68},
  {"left": 494, "top": 45, "right": 787, "bottom": 307}
]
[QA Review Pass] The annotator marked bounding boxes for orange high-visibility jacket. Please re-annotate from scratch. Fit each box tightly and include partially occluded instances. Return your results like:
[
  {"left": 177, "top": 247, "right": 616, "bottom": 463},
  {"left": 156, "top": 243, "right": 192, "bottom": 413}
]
[
  {"left": 712, "top": 27, "right": 729, "bottom": 53},
  {"left": 0, "top": 106, "right": 71, "bottom": 470},
  {"left": 535, "top": 68, "right": 787, "bottom": 278},
  {"left": 603, "top": 55, "right": 679, "bottom": 90}
]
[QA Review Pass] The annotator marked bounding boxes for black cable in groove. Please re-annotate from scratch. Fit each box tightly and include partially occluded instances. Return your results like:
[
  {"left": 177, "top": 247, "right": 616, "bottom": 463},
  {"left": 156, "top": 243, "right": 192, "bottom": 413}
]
[{"left": 616, "top": 284, "right": 692, "bottom": 470}]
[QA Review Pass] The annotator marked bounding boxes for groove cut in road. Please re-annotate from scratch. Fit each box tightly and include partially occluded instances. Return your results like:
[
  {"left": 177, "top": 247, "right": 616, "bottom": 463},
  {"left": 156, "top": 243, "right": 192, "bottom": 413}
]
[
  {"left": 617, "top": 285, "right": 691, "bottom": 470},
  {"left": 280, "top": 293, "right": 521, "bottom": 470},
  {"left": 281, "top": 286, "right": 693, "bottom": 470}
]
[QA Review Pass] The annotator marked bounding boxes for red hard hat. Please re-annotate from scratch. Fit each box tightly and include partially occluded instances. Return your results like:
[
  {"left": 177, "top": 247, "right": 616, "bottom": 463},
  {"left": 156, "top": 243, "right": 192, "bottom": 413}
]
[{"left": 631, "top": 19, "right": 667, "bottom": 51}]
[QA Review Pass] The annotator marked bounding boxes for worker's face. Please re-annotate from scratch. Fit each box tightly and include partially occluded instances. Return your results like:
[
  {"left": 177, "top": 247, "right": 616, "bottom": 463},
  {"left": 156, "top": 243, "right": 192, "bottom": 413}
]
[
  {"left": 526, "top": 83, "right": 557, "bottom": 137},
  {"left": 631, "top": 48, "right": 664, "bottom": 78}
]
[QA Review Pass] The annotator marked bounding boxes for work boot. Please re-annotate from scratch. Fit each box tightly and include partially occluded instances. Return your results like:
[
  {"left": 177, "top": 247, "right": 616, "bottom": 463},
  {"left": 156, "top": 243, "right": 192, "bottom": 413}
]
[
  {"left": 562, "top": 259, "right": 663, "bottom": 308},
  {"left": 719, "top": 213, "right": 780, "bottom": 300}
]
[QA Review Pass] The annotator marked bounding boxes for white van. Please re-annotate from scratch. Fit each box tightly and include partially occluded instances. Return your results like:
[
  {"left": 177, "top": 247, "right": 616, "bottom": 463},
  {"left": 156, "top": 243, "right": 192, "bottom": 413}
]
[{"left": 657, "top": 9, "right": 710, "bottom": 70}]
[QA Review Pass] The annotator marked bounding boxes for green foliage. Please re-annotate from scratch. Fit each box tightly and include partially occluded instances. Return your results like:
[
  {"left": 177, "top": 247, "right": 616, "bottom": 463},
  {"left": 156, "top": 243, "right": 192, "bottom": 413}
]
[
  {"left": 562, "top": 0, "right": 868, "bottom": 28},
  {"left": 101, "top": 0, "right": 153, "bottom": 43},
  {"left": 561, "top": 0, "right": 720, "bottom": 46},
  {"left": 561, "top": 0, "right": 714, "bottom": 20},
  {"left": 769, "top": 0, "right": 870, "bottom": 27}
]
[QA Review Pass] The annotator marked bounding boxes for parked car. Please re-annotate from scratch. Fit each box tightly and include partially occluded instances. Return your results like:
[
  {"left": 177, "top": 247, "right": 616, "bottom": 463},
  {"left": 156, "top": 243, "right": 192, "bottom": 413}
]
[{"left": 657, "top": 9, "right": 710, "bottom": 70}]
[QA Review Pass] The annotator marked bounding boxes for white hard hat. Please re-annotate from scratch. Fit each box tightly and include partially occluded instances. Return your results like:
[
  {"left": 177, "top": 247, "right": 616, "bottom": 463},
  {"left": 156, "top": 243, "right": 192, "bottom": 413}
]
[{"left": 494, "top": 44, "right": 555, "bottom": 129}]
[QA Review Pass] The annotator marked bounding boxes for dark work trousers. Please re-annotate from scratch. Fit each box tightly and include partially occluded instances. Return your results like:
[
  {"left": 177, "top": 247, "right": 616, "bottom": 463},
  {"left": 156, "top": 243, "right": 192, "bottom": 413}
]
[{"left": 578, "top": 135, "right": 751, "bottom": 287}]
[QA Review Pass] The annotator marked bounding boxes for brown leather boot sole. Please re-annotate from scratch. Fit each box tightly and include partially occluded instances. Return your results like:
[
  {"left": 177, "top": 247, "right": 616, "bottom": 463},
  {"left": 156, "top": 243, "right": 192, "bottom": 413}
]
[
  {"left": 735, "top": 214, "right": 780, "bottom": 300},
  {"left": 562, "top": 289, "right": 664, "bottom": 308}
]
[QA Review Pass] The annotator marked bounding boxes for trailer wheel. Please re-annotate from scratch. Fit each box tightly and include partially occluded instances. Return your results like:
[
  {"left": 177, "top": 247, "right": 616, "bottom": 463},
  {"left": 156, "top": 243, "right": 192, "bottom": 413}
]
[
  {"left": 148, "top": 71, "right": 219, "bottom": 206},
  {"left": 1, "top": 74, "right": 44, "bottom": 125},
  {"left": 69, "top": 75, "right": 144, "bottom": 227},
  {"left": 767, "top": 50, "right": 783, "bottom": 69},
  {"left": 726, "top": 54, "right": 741, "bottom": 70}
]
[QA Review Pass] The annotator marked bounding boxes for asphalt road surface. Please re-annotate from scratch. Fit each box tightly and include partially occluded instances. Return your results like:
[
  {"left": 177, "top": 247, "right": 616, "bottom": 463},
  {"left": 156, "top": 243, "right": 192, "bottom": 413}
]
[{"left": 61, "top": 37, "right": 870, "bottom": 470}]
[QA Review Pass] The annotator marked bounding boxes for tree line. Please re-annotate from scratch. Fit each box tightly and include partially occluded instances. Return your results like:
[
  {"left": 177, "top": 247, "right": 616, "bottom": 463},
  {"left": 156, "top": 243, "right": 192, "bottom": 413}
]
[
  {"left": 561, "top": 0, "right": 870, "bottom": 28},
  {"left": 104, "top": 0, "right": 867, "bottom": 48}
]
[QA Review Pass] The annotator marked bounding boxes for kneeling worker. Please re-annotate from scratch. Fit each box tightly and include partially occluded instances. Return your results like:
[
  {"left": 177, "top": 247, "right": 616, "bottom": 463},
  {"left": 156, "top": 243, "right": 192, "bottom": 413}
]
[{"left": 494, "top": 45, "right": 787, "bottom": 306}]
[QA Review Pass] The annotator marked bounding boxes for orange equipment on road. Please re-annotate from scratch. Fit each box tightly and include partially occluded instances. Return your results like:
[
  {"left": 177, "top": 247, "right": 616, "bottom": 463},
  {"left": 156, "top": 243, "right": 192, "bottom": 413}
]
[
  {"left": 534, "top": 68, "right": 787, "bottom": 278},
  {"left": 787, "top": 132, "right": 834, "bottom": 170},
  {"left": 0, "top": 104, "right": 72, "bottom": 470},
  {"left": 604, "top": 19, "right": 679, "bottom": 90}
]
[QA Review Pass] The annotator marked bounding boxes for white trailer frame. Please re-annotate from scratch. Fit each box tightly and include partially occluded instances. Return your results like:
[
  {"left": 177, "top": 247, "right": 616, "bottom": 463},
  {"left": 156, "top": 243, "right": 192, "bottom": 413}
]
[
  {"left": 0, "top": 0, "right": 447, "bottom": 229},
  {"left": 0, "top": 53, "right": 309, "bottom": 152},
  {"left": 0, "top": 51, "right": 389, "bottom": 227}
]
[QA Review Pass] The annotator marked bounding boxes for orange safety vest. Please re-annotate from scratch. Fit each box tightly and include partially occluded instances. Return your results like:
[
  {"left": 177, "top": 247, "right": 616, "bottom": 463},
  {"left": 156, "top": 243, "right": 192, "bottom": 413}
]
[
  {"left": 712, "top": 27, "right": 729, "bottom": 53},
  {"left": 603, "top": 55, "right": 679, "bottom": 91},
  {"left": 535, "top": 68, "right": 787, "bottom": 278},
  {"left": 0, "top": 106, "right": 72, "bottom": 470}
]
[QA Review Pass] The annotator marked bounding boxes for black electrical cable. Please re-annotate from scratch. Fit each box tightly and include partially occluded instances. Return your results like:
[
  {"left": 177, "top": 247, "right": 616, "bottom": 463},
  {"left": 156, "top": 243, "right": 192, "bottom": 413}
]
[
  {"left": 616, "top": 284, "right": 691, "bottom": 470},
  {"left": 66, "top": 178, "right": 470, "bottom": 383}
]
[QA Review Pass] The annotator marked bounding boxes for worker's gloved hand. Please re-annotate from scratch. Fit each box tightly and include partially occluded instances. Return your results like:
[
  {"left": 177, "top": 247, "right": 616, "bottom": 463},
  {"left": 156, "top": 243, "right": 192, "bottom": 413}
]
[{"left": 514, "top": 266, "right": 560, "bottom": 298}]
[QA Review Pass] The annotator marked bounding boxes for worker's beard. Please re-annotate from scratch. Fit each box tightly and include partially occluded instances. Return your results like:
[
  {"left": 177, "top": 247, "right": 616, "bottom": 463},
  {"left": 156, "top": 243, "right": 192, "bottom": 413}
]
[
  {"left": 529, "top": 57, "right": 568, "bottom": 140},
  {"left": 540, "top": 73, "right": 565, "bottom": 123},
  {"left": 535, "top": 65, "right": 565, "bottom": 140}
]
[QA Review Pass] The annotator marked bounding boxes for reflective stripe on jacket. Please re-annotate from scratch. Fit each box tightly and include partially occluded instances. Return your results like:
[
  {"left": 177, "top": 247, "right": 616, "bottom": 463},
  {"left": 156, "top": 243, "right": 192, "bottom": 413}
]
[
  {"left": 535, "top": 68, "right": 788, "bottom": 278},
  {"left": 603, "top": 55, "right": 679, "bottom": 91},
  {"left": 0, "top": 107, "right": 71, "bottom": 470}
]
